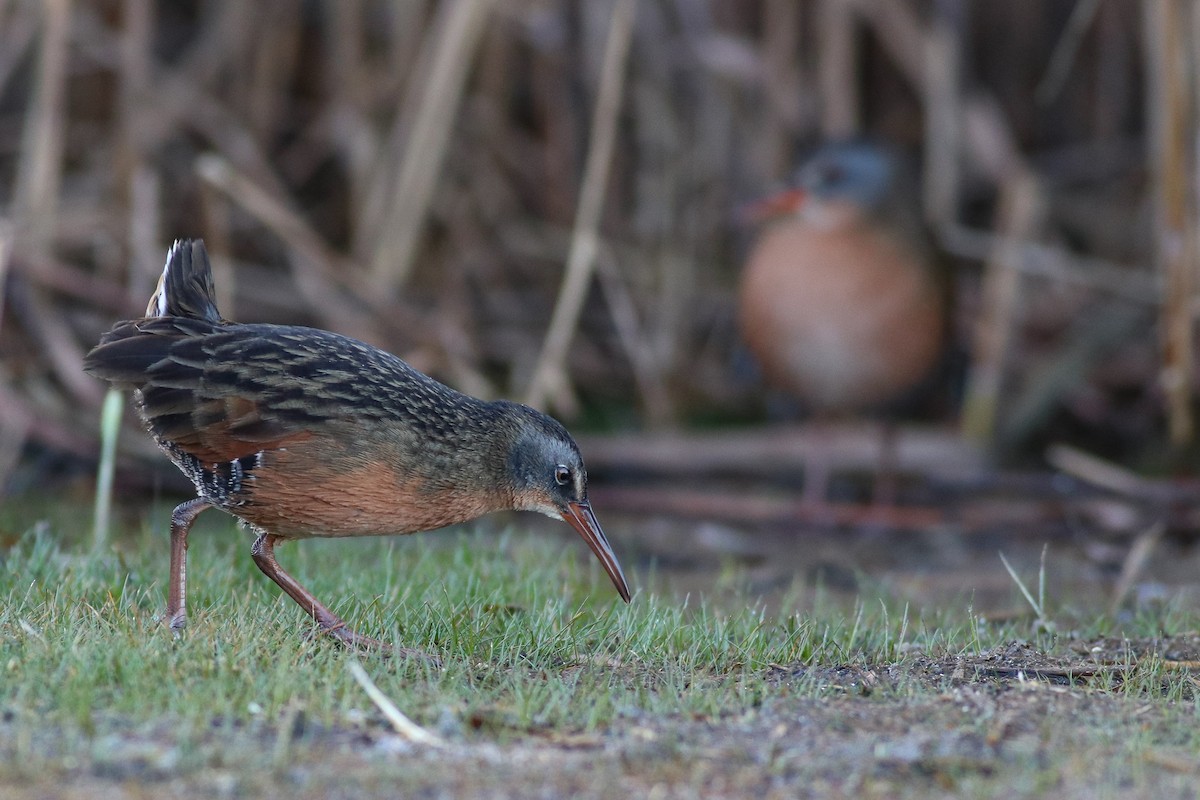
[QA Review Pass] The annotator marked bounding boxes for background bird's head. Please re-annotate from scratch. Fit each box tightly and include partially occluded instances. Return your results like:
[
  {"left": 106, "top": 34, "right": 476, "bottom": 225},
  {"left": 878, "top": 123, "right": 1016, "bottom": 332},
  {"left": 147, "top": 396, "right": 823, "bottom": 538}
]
[{"left": 747, "top": 142, "right": 903, "bottom": 230}]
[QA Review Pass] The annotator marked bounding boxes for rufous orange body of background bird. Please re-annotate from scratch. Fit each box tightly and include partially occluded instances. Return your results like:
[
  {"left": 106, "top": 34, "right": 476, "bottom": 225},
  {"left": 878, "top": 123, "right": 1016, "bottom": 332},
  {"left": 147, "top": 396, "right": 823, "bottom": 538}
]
[{"left": 84, "top": 240, "right": 630, "bottom": 654}]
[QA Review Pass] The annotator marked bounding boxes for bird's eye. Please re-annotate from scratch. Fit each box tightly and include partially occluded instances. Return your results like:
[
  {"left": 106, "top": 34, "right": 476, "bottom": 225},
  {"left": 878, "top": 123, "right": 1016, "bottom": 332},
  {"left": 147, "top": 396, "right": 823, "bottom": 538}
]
[
  {"left": 818, "top": 164, "right": 844, "bottom": 187},
  {"left": 554, "top": 465, "right": 571, "bottom": 486}
]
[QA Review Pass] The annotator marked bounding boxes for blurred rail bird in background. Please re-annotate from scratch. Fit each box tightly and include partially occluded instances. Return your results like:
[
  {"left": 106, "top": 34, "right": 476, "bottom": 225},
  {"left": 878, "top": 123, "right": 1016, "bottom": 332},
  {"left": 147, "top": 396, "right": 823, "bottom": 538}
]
[{"left": 738, "top": 141, "right": 949, "bottom": 506}]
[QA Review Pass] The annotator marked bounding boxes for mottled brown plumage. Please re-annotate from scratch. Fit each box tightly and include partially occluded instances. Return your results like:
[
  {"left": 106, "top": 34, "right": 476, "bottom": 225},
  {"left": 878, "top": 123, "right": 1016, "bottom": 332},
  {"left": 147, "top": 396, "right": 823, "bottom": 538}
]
[{"left": 85, "top": 240, "right": 629, "bottom": 653}]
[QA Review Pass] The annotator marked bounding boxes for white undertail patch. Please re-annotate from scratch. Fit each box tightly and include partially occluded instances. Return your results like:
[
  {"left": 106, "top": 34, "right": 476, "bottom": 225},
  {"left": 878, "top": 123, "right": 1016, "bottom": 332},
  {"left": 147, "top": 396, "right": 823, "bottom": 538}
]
[{"left": 145, "top": 242, "right": 183, "bottom": 318}]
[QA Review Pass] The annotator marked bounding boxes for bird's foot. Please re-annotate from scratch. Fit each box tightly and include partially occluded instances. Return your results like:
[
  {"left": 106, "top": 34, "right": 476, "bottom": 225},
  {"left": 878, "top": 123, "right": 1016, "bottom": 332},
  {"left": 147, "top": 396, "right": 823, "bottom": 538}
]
[{"left": 163, "top": 610, "right": 187, "bottom": 637}]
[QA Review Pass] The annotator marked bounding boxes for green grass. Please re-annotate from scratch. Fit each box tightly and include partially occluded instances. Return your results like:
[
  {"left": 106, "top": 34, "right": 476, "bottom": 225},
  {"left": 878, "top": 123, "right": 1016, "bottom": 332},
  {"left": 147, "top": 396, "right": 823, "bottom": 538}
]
[
  {"left": 0, "top": 509, "right": 899, "bottom": 734},
  {"left": 3, "top": 504, "right": 1200, "bottom": 797}
]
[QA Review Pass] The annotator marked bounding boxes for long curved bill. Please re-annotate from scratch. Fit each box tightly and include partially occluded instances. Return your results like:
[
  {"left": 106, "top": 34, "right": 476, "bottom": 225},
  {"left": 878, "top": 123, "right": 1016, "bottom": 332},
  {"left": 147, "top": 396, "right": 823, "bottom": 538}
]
[{"left": 562, "top": 501, "right": 631, "bottom": 602}]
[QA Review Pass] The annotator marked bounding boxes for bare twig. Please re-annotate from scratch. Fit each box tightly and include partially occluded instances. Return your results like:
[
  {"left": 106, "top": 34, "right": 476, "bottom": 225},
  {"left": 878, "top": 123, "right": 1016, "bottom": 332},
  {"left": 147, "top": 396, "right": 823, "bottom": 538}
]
[
  {"left": 0, "top": 6, "right": 38, "bottom": 101},
  {"left": 1036, "top": 0, "right": 1103, "bottom": 104},
  {"left": 579, "top": 424, "right": 984, "bottom": 479},
  {"left": 13, "top": 251, "right": 136, "bottom": 314},
  {"left": 596, "top": 247, "right": 674, "bottom": 425},
  {"left": 346, "top": 660, "right": 445, "bottom": 747},
  {"left": 590, "top": 485, "right": 946, "bottom": 529},
  {"left": 939, "top": 225, "right": 1157, "bottom": 304},
  {"left": 0, "top": 221, "right": 12, "bottom": 334},
  {"left": 1046, "top": 443, "right": 1159, "bottom": 499},
  {"left": 1108, "top": 521, "right": 1166, "bottom": 615}
]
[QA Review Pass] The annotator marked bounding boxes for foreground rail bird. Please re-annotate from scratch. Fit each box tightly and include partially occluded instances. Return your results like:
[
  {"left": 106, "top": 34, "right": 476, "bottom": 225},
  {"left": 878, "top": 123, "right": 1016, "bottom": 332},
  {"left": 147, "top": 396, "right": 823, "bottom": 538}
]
[
  {"left": 84, "top": 240, "right": 630, "bottom": 652},
  {"left": 738, "top": 142, "right": 946, "bottom": 503}
]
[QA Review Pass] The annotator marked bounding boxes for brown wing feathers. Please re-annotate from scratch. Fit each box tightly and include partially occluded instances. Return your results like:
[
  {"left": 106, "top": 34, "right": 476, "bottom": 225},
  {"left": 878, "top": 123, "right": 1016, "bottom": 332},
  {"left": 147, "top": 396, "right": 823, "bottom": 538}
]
[{"left": 83, "top": 241, "right": 308, "bottom": 469}]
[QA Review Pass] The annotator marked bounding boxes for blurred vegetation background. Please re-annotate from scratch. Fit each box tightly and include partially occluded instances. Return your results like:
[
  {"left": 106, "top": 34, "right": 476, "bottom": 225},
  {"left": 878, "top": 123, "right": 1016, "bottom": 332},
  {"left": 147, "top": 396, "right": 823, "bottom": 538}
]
[{"left": 0, "top": 0, "right": 1189, "bottom": 498}]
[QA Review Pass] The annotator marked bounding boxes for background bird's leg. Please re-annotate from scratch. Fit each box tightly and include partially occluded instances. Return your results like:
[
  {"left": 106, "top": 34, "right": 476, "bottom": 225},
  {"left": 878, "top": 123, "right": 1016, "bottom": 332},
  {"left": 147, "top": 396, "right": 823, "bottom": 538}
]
[
  {"left": 873, "top": 420, "right": 901, "bottom": 506},
  {"left": 167, "top": 498, "right": 211, "bottom": 632},
  {"left": 249, "top": 532, "right": 414, "bottom": 658},
  {"left": 801, "top": 419, "right": 832, "bottom": 507}
]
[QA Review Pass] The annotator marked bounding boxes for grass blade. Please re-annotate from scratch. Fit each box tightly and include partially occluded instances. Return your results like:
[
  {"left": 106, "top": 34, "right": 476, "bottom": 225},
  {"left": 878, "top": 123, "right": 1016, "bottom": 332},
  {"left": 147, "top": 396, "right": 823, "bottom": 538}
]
[{"left": 91, "top": 387, "right": 124, "bottom": 549}]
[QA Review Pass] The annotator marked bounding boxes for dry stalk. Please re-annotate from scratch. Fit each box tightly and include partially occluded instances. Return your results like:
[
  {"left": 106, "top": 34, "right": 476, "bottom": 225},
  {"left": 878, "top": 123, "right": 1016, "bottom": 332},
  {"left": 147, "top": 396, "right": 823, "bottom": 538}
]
[
  {"left": 922, "top": 3, "right": 962, "bottom": 227},
  {"left": 816, "top": 0, "right": 858, "bottom": 136},
  {"left": 525, "top": 0, "right": 637, "bottom": 412},
  {"left": 596, "top": 247, "right": 673, "bottom": 425},
  {"left": 960, "top": 172, "right": 1043, "bottom": 444},
  {"left": 1144, "top": 0, "right": 1197, "bottom": 446},
  {"left": 365, "top": 0, "right": 493, "bottom": 291},
  {"left": 195, "top": 154, "right": 384, "bottom": 345},
  {"left": 14, "top": 0, "right": 69, "bottom": 249}
]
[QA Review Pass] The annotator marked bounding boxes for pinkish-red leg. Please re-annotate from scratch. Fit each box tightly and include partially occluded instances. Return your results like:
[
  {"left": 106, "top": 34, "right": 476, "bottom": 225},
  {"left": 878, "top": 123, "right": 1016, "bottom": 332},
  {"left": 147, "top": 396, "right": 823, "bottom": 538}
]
[
  {"left": 167, "top": 498, "right": 211, "bottom": 633},
  {"left": 249, "top": 532, "right": 434, "bottom": 662},
  {"left": 873, "top": 420, "right": 901, "bottom": 507}
]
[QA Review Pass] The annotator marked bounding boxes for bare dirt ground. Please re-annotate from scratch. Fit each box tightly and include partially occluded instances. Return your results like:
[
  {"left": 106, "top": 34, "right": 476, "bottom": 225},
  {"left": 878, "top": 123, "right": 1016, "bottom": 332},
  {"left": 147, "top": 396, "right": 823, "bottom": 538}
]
[{"left": 2, "top": 639, "right": 1198, "bottom": 800}]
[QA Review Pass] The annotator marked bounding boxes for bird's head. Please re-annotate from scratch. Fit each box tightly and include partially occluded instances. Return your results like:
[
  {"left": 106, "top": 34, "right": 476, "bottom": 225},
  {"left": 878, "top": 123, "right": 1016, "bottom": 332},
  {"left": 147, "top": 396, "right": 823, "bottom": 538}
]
[
  {"left": 497, "top": 402, "right": 631, "bottom": 602},
  {"left": 745, "top": 141, "right": 901, "bottom": 229}
]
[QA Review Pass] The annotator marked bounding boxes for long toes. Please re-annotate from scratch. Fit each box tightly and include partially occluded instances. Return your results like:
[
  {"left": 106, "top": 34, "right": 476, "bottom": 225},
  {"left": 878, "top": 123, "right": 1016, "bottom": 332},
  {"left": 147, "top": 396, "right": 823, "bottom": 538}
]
[
  {"left": 387, "top": 646, "right": 442, "bottom": 668},
  {"left": 322, "top": 626, "right": 441, "bottom": 666}
]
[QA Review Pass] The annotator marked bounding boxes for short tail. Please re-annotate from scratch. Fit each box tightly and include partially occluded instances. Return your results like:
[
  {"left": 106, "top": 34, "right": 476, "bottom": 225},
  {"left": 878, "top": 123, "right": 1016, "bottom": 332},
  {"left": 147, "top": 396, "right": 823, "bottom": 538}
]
[
  {"left": 83, "top": 240, "right": 223, "bottom": 388},
  {"left": 146, "top": 239, "right": 222, "bottom": 322}
]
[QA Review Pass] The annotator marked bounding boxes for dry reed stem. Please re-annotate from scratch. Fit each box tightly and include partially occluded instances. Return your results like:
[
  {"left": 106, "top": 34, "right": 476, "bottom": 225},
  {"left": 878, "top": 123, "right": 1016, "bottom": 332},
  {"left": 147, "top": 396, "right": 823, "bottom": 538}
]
[
  {"left": 525, "top": 0, "right": 637, "bottom": 413},
  {"left": 922, "top": 4, "right": 962, "bottom": 227},
  {"left": 848, "top": 0, "right": 926, "bottom": 81},
  {"left": 762, "top": 0, "right": 805, "bottom": 170},
  {"left": 123, "top": 85, "right": 163, "bottom": 307},
  {"left": 579, "top": 423, "right": 982, "bottom": 479},
  {"left": 1035, "top": 0, "right": 1104, "bottom": 104},
  {"left": 1145, "top": 0, "right": 1197, "bottom": 446},
  {"left": 16, "top": 252, "right": 134, "bottom": 313},
  {"left": 14, "top": 0, "right": 69, "bottom": 249},
  {"left": 195, "top": 154, "right": 384, "bottom": 345},
  {"left": 940, "top": 225, "right": 1158, "bottom": 304},
  {"left": 590, "top": 485, "right": 948, "bottom": 530},
  {"left": 960, "top": 172, "right": 1043, "bottom": 444},
  {"left": 127, "top": 162, "right": 161, "bottom": 292},
  {"left": 817, "top": 0, "right": 858, "bottom": 136},
  {"left": 7, "top": 276, "right": 102, "bottom": 406},
  {"left": 596, "top": 247, "right": 673, "bottom": 425},
  {"left": 197, "top": 181, "right": 236, "bottom": 316},
  {"left": 0, "top": 8, "right": 39, "bottom": 100},
  {"left": 1046, "top": 443, "right": 1157, "bottom": 498},
  {"left": 366, "top": 0, "right": 492, "bottom": 291},
  {"left": 0, "top": 223, "right": 11, "bottom": 335}
]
